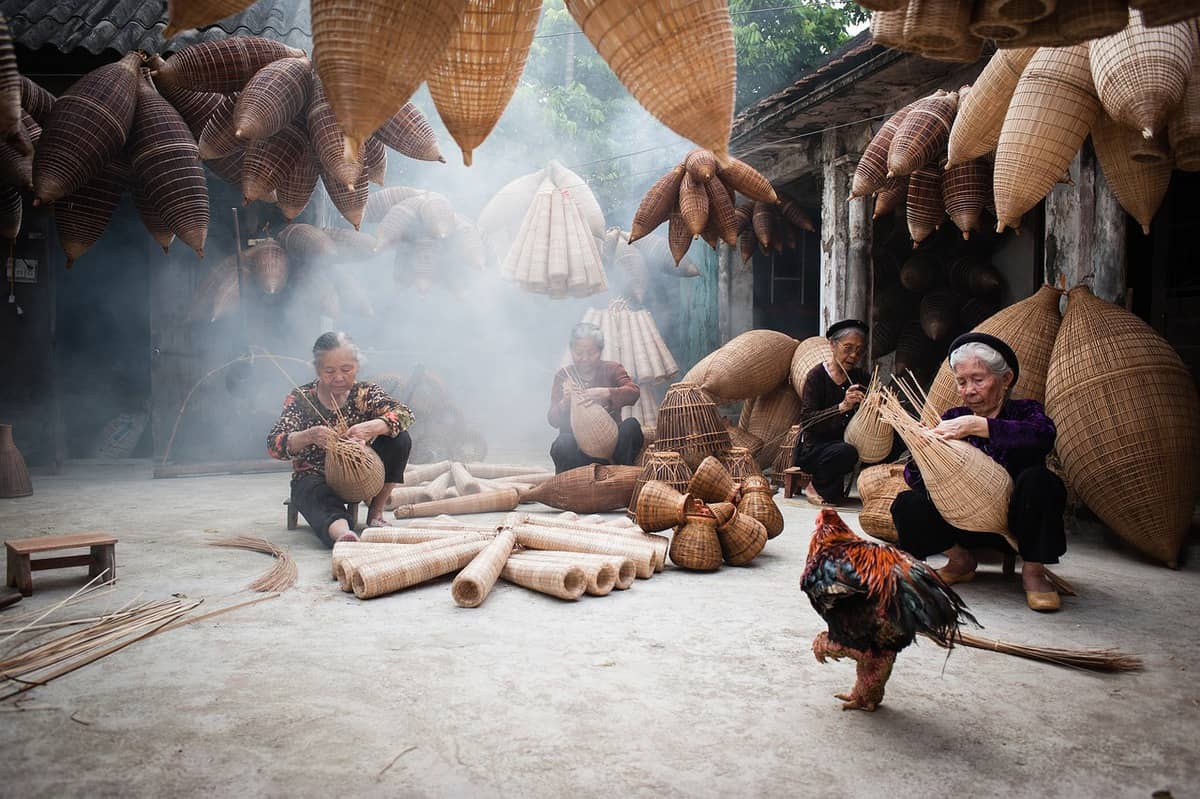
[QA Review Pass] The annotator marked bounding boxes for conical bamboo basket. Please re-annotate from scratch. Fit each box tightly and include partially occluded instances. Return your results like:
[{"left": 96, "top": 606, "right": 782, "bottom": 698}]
[
  {"left": 852, "top": 105, "right": 913, "bottom": 199},
  {"left": 942, "top": 158, "right": 991, "bottom": 239},
  {"left": 1089, "top": 9, "right": 1196, "bottom": 138},
  {"left": 233, "top": 56, "right": 310, "bottom": 141},
  {"left": 1045, "top": 286, "right": 1200, "bottom": 568},
  {"left": 305, "top": 77, "right": 360, "bottom": 190},
  {"left": 698, "top": 330, "right": 798, "bottom": 402},
  {"left": 788, "top": 336, "right": 834, "bottom": 400},
  {"left": 451, "top": 528, "right": 517, "bottom": 607},
  {"left": 630, "top": 164, "right": 685, "bottom": 242},
  {"left": 887, "top": 90, "right": 958, "bottom": 179},
  {"left": 679, "top": 171, "right": 709, "bottom": 236},
  {"left": 857, "top": 462, "right": 909, "bottom": 543},
  {"left": 628, "top": 448, "right": 692, "bottom": 514},
  {"left": 55, "top": 158, "right": 127, "bottom": 267},
  {"left": 995, "top": 45, "right": 1100, "bottom": 233},
  {"left": 654, "top": 382, "right": 732, "bottom": 469},
  {"left": 948, "top": 48, "right": 1036, "bottom": 166},
  {"left": 311, "top": 0, "right": 468, "bottom": 159},
  {"left": 520, "top": 464, "right": 641, "bottom": 513},
  {"left": 634, "top": 480, "right": 692, "bottom": 532},
  {"left": 737, "top": 475, "right": 784, "bottom": 539},
  {"left": 566, "top": 0, "right": 735, "bottom": 161},
  {"left": 669, "top": 505, "right": 723, "bottom": 571},
  {"left": 716, "top": 157, "right": 778, "bottom": 203},
  {"left": 688, "top": 456, "right": 737, "bottom": 503},
  {"left": 1168, "top": 34, "right": 1200, "bottom": 171},
  {"left": 843, "top": 370, "right": 895, "bottom": 464},
  {"left": 351, "top": 539, "right": 490, "bottom": 599},
  {"left": 0, "top": 423, "right": 32, "bottom": 498},
  {"left": 394, "top": 488, "right": 522, "bottom": 519},
  {"left": 716, "top": 507, "right": 767, "bottom": 565},
  {"left": 1091, "top": 112, "right": 1173, "bottom": 235},
  {"left": 151, "top": 37, "right": 305, "bottom": 93},
  {"left": 906, "top": 161, "right": 945, "bottom": 245}
]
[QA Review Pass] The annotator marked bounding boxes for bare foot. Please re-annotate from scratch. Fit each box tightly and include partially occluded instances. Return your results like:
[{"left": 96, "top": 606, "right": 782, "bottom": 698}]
[
  {"left": 804, "top": 484, "right": 826, "bottom": 505},
  {"left": 366, "top": 517, "right": 392, "bottom": 529}
]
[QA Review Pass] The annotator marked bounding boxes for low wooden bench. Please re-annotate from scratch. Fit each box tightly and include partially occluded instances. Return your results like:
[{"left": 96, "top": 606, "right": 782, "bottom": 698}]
[
  {"left": 781, "top": 467, "right": 813, "bottom": 499},
  {"left": 285, "top": 499, "right": 361, "bottom": 531},
  {"left": 5, "top": 533, "right": 118, "bottom": 597}
]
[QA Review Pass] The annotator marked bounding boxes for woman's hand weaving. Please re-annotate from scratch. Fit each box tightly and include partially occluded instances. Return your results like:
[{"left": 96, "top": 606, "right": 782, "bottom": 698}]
[
  {"left": 932, "top": 415, "right": 988, "bottom": 441},
  {"left": 345, "top": 419, "right": 387, "bottom": 443}
]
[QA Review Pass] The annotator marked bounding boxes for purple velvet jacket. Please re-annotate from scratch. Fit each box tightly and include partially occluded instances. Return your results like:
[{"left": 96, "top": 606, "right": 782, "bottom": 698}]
[{"left": 903, "top": 399, "right": 1057, "bottom": 490}]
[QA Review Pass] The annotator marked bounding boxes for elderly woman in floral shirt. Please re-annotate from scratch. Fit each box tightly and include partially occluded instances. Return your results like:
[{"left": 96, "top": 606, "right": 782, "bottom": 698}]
[{"left": 268, "top": 331, "right": 414, "bottom": 545}]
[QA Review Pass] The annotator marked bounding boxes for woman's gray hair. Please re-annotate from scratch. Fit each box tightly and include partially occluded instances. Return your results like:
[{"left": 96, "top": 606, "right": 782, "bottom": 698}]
[
  {"left": 830, "top": 324, "right": 867, "bottom": 343},
  {"left": 570, "top": 322, "right": 604, "bottom": 350},
  {"left": 312, "top": 330, "right": 365, "bottom": 367},
  {"left": 950, "top": 341, "right": 1011, "bottom": 381}
]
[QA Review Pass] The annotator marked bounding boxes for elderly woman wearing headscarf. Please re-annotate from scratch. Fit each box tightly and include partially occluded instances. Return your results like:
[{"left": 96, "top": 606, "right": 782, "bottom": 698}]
[
  {"left": 268, "top": 331, "right": 414, "bottom": 545},
  {"left": 890, "top": 332, "right": 1067, "bottom": 612},
  {"left": 548, "top": 322, "right": 644, "bottom": 474},
  {"left": 793, "top": 319, "right": 870, "bottom": 506}
]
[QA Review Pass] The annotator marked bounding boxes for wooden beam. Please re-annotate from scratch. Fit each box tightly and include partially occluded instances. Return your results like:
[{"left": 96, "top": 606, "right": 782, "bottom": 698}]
[{"left": 1044, "top": 145, "right": 1126, "bottom": 302}]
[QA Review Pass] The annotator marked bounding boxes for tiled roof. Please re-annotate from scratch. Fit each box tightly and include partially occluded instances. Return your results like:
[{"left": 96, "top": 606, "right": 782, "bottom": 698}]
[{"left": 0, "top": 0, "right": 311, "bottom": 55}]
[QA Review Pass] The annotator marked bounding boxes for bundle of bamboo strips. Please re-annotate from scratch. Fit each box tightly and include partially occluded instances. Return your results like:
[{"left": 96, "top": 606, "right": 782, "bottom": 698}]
[{"left": 209, "top": 536, "right": 298, "bottom": 592}]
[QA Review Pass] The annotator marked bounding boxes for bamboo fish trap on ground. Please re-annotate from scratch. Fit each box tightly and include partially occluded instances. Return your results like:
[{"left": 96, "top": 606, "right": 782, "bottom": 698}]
[
  {"left": 654, "top": 382, "right": 733, "bottom": 469},
  {"left": 856, "top": 463, "right": 909, "bottom": 543},
  {"left": 628, "top": 448, "right": 692, "bottom": 516}
]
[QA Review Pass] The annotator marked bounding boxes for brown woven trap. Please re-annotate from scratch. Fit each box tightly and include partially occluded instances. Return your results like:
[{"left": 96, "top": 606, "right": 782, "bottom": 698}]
[
  {"left": 654, "top": 382, "right": 732, "bottom": 469},
  {"left": 720, "top": 446, "right": 761, "bottom": 488},
  {"left": 1091, "top": 112, "right": 1173, "bottom": 236},
  {"left": 520, "top": 464, "right": 641, "bottom": 513},
  {"left": 634, "top": 480, "right": 692, "bottom": 533},
  {"left": 857, "top": 463, "right": 909, "bottom": 543},
  {"left": 887, "top": 90, "right": 958, "bottom": 179},
  {"left": 697, "top": 330, "right": 798, "bottom": 402},
  {"left": 948, "top": 48, "right": 1036, "bottom": 166},
  {"left": 853, "top": 105, "right": 913, "bottom": 199},
  {"left": 716, "top": 508, "right": 767, "bottom": 566},
  {"left": 688, "top": 456, "right": 737, "bottom": 503},
  {"left": 326, "top": 438, "right": 385, "bottom": 502},
  {"left": 628, "top": 448, "right": 692, "bottom": 515},
  {"left": 737, "top": 475, "right": 784, "bottom": 539},
  {"left": 843, "top": 369, "right": 895, "bottom": 465},
  {"left": 669, "top": 503, "right": 723, "bottom": 572}
]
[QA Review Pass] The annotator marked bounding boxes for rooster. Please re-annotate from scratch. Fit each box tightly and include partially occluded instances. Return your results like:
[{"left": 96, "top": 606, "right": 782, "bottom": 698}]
[{"left": 801, "top": 508, "right": 978, "bottom": 711}]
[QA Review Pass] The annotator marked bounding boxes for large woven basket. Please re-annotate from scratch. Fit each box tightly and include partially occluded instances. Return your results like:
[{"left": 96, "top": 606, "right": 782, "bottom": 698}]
[
  {"left": 1091, "top": 112, "right": 1173, "bottom": 235},
  {"left": 887, "top": 90, "right": 958, "bottom": 179},
  {"left": 852, "top": 105, "right": 913, "bottom": 199},
  {"left": 742, "top": 383, "right": 803, "bottom": 469},
  {"left": 326, "top": 438, "right": 386, "bottom": 502},
  {"left": 696, "top": 330, "right": 798, "bottom": 402},
  {"left": 903, "top": 0, "right": 974, "bottom": 52},
  {"left": 427, "top": 0, "right": 541, "bottom": 166},
  {"left": 906, "top": 161, "right": 945, "bottom": 245},
  {"left": 737, "top": 475, "right": 784, "bottom": 539},
  {"left": 995, "top": 44, "right": 1099, "bottom": 233},
  {"left": 569, "top": 386, "right": 619, "bottom": 460},
  {"left": 942, "top": 158, "right": 990, "bottom": 239},
  {"left": 948, "top": 48, "right": 1036, "bottom": 166},
  {"left": 1169, "top": 44, "right": 1200, "bottom": 172},
  {"left": 716, "top": 508, "right": 767, "bottom": 566},
  {"left": 857, "top": 462, "right": 910, "bottom": 543},
  {"left": 688, "top": 456, "right": 737, "bottom": 503},
  {"left": 633, "top": 480, "right": 692, "bottom": 532},
  {"left": 520, "top": 464, "right": 641, "bottom": 513},
  {"left": 788, "top": 336, "right": 833, "bottom": 399},
  {"left": 655, "top": 382, "right": 732, "bottom": 468},
  {"left": 1089, "top": 9, "right": 1196, "bottom": 138},
  {"left": 566, "top": 0, "right": 736, "bottom": 161},
  {"left": 669, "top": 504, "right": 723, "bottom": 571},
  {"left": 628, "top": 448, "right": 692, "bottom": 514},
  {"left": 924, "top": 284, "right": 1063, "bottom": 419},
  {"left": 1045, "top": 286, "right": 1200, "bottom": 567}
]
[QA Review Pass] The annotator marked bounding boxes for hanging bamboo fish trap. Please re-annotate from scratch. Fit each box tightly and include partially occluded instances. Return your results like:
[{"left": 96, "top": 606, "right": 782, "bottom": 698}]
[
  {"left": 630, "top": 164, "right": 686, "bottom": 242},
  {"left": 920, "top": 290, "right": 963, "bottom": 340},
  {"left": 873, "top": 175, "right": 907, "bottom": 219},
  {"left": 1168, "top": 40, "right": 1200, "bottom": 171},
  {"left": 1089, "top": 9, "right": 1196, "bottom": 138},
  {"left": 654, "top": 382, "right": 733, "bottom": 469},
  {"left": 949, "top": 256, "right": 1004, "bottom": 298},
  {"left": 887, "top": 90, "right": 958, "bottom": 179},
  {"left": 243, "top": 122, "right": 310, "bottom": 209},
  {"left": 374, "top": 102, "right": 445, "bottom": 163},
  {"left": 906, "top": 161, "right": 945, "bottom": 245},
  {"left": 152, "top": 37, "right": 305, "bottom": 93},
  {"left": 716, "top": 507, "right": 767, "bottom": 566},
  {"left": 520, "top": 464, "right": 641, "bottom": 513},
  {"left": 717, "top": 157, "right": 778, "bottom": 204},
  {"left": 148, "top": 56, "right": 224, "bottom": 138},
  {"left": 1049, "top": 0, "right": 1128, "bottom": 44},
  {"left": 55, "top": 159, "right": 127, "bottom": 267},
  {"left": 969, "top": 1, "right": 1029, "bottom": 41},
  {"left": 736, "top": 474, "right": 784, "bottom": 539},
  {"left": 857, "top": 462, "right": 909, "bottom": 543},
  {"left": 1091, "top": 111, "right": 1173, "bottom": 235},
  {"left": 277, "top": 145, "right": 320, "bottom": 220},
  {"left": 247, "top": 239, "right": 287, "bottom": 293},
  {"left": 197, "top": 93, "right": 241, "bottom": 160},
  {"left": 628, "top": 448, "right": 692, "bottom": 515},
  {"left": 1045, "top": 286, "right": 1200, "bottom": 568},
  {"left": 843, "top": 369, "right": 894, "bottom": 465},
  {"left": 325, "top": 438, "right": 386, "bottom": 502},
  {"left": 679, "top": 171, "right": 709, "bottom": 236},
  {"left": 706, "top": 177, "right": 739, "bottom": 246},
  {"left": 19, "top": 75, "right": 55, "bottom": 126},
  {"left": 879, "top": 392, "right": 1015, "bottom": 543},
  {"left": 685, "top": 148, "right": 717, "bottom": 182},
  {"left": 948, "top": 48, "right": 1036, "bottom": 167},
  {"left": 233, "top": 56, "right": 311, "bottom": 141},
  {"left": 669, "top": 500, "right": 723, "bottom": 571},
  {"left": 903, "top": 0, "right": 975, "bottom": 54},
  {"left": 942, "top": 158, "right": 991, "bottom": 239},
  {"left": 852, "top": 105, "right": 913, "bottom": 200},
  {"left": 995, "top": 44, "right": 1099, "bottom": 233}
]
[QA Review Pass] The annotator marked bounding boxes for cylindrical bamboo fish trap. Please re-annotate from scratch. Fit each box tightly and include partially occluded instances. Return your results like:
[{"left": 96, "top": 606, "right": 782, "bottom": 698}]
[
  {"left": 716, "top": 508, "right": 767, "bottom": 566},
  {"left": 463, "top": 462, "right": 540, "bottom": 479},
  {"left": 869, "top": 9, "right": 909, "bottom": 51},
  {"left": 716, "top": 157, "right": 778, "bottom": 204},
  {"left": 512, "top": 550, "right": 618, "bottom": 596},
  {"left": 351, "top": 538, "right": 490, "bottom": 599},
  {"left": 511, "top": 524, "right": 655, "bottom": 579},
  {"left": 500, "top": 556, "right": 587, "bottom": 600},
  {"left": 393, "top": 488, "right": 522, "bottom": 519},
  {"left": 515, "top": 513, "right": 667, "bottom": 572},
  {"left": 361, "top": 527, "right": 493, "bottom": 544},
  {"left": 520, "top": 464, "right": 641, "bottom": 513},
  {"left": 886, "top": 90, "right": 958, "bottom": 179},
  {"left": 449, "top": 462, "right": 481, "bottom": 496},
  {"left": 948, "top": 48, "right": 1037, "bottom": 166},
  {"left": 334, "top": 536, "right": 484, "bottom": 590},
  {"left": 942, "top": 158, "right": 991, "bottom": 239},
  {"left": 1091, "top": 111, "right": 1174, "bottom": 235},
  {"left": 451, "top": 529, "right": 517, "bottom": 608},
  {"left": 634, "top": 480, "right": 692, "bottom": 533},
  {"left": 326, "top": 438, "right": 386, "bottom": 502},
  {"left": 518, "top": 549, "right": 634, "bottom": 591},
  {"left": 843, "top": 371, "right": 895, "bottom": 464},
  {"left": 628, "top": 448, "right": 692, "bottom": 515},
  {"left": 669, "top": 503, "right": 723, "bottom": 571},
  {"left": 737, "top": 475, "right": 784, "bottom": 539},
  {"left": 688, "top": 456, "right": 737, "bottom": 504},
  {"left": 1045, "top": 286, "right": 1200, "bottom": 568},
  {"left": 903, "top": 0, "right": 975, "bottom": 53},
  {"left": 969, "top": 1, "right": 1030, "bottom": 41},
  {"left": 852, "top": 105, "right": 914, "bottom": 199},
  {"left": 654, "top": 383, "right": 733, "bottom": 469}
]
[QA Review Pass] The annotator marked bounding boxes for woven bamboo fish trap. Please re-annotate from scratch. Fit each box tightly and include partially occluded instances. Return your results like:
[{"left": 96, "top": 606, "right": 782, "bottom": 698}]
[
  {"left": 879, "top": 392, "right": 1015, "bottom": 541},
  {"left": 873, "top": 175, "right": 907, "bottom": 218},
  {"left": 152, "top": 37, "right": 306, "bottom": 94},
  {"left": 163, "top": 0, "right": 260, "bottom": 37},
  {"left": 325, "top": 438, "right": 386, "bottom": 502},
  {"left": 233, "top": 56, "right": 310, "bottom": 141},
  {"left": 320, "top": 165, "right": 369, "bottom": 230},
  {"left": 629, "top": 448, "right": 692, "bottom": 513},
  {"left": 128, "top": 77, "right": 209, "bottom": 258},
  {"left": 1127, "top": 128, "right": 1172, "bottom": 165},
  {"left": 706, "top": 178, "right": 739, "bottom": 246},
  {"left": 887, "top": 90, "right": 958, "bottom": 179},
  {"left": 336, "top": 536, "right": 484, "bottom": 590},
  {"left": 995, "top": 45, "right": 1099, "bottom": 233},
  {"left": 566, "top": 0, "right": 735, "bottom": 161},
  {"left": 33, "top": 52, "right": 140, "bottom": 206},
  {"left": 55, "top": 159, "right": 127, "bottom": 267},
  {"left": 843, "top": 371, "right": 894, "bottom": 465},
  {"left": 374, "top": 196, "right": 426, "bottom": 250},
  {"left": 0, "top": 18, "right": 21, "bottom": 146},
  {"left": 716, "top": 157, "right": 778, "bottom": 204},
  {"left": 894, "top": 319, "right": 942, "bottom": 383},
  {"left": 500, "top": 557, "right": 587, "bottom": 600},
  {"left": 133, "top": 180, "right": 176, "bottom": 254},
  {"left": 771, "top": 424, "right": 802, "bottom": 475},
  {"left": 679, "top": 171, "right": 709, "bottom": 236},
  {"left": 568, "top": 385, "right": 619, "bottom": 460},
  {"left": 197, "top": 94, "right": 241, "bottom": 160},
  {"left": 514, "top": 551, "right": 622, "bottom": 594},
  {"left": 751, "top": 201, "right": 775, "bottom": 249},
  {"left": 667, "top": 207, "right": 691, "bottom": 264},
  {"left": 669, "top": 503, "right": 723, "bottom": 571},
  {"left": 868, "top": 9, "right": 908, "bottom": 51},
  {"left": 311, "top": 0, "right": 467, "bottom": 159},
  {"left": 306, "top": 77, "right": 359, "bottom": 190},
  {"left": 394, "top": 488, "right": 522, "bottom": 519},
  {"left": 688, "top": 456, "right": 737, "bottom": 503},
  {"left": 969, "top": 2, "right": 1028, "bottom": 40},
  {"left": 0, "top": 186, "right": 19, "bottom": 241},
  {"left": 242, "top": 122, "right": 308, "bottom": 206},
  {"left": 942, "top": 158, "right": 991, "bottom": 239},
  {"left": 720, "top": 446, "right": 761, "bottom": 487},
  {"left": 634, "top": 480, "right": 692, "bottom": 532},
  {"left": 685, "top": 148, "right": 717, "bottom": 183},
  {"left": 1090, "top": 10, "right": 1196, "bottom": 138},
  {"left": 630, "top": 164, "right": 685, "bottom": 242},
  {"left": 736, "top": 475, "right": 784, "bottom": 539},
  {"left": 852, "top": 105, "right": 913, "bottom": 199},
  {"left": 512, "top": 524, "right": 655, "bottom": 578},
  {"left": 899, "top": 253, "right": 939, "bottom": 293},
  {"left": 1130, "top": 0, "right": 1200, "bottom": 26},
  {"left": 374, "top": 102, "right": 445, "bottom": 162},
  {"left": 708, "top": 500, "right": 736, "bottom": 528},
  {"left": 742, "top": 384, "right": 803, "bottom": 469},
  {"left": 362, "top": 526, "right": 490, "bottom": 545},
  {"left": 426, "top": 0, "right": 541, "bottom": 166},
  {"left": 521, "top": 464, "right": 641, "bottom": 513},
  {"left": 278, "top": 223, "right": 338, "bottom": 264},
  {"left": 699, "top": 330, "right": 799, "bottom": 402},
  {"left": 1046, "top": 0, "right": 1128, "bottom": 43},
  {"left": 903, "top": 0, "right": 975, "bottom": 53},
  {"left": 204, "top": 149, "right": 244, "bottom": 191},
  {"left": 920, "top": 290, "right": 963, "bottom": 340},
  {"left": 857, "top": 463, "right": 909, "bottom": 543},
  {"left": 949, "top": 256, "right": 1003, "bottom": 298},
  {"left": 19, "top": 76, "right": 55, "bottom": 126},
  {"left": 1091, "top": 112, "right": 1173, "bottom": 235},
  {"left": 363, "top": 136, "right": 387, "bottom": 184},
  {"left": 351, "top": 539, "right": 490, "bottom": 599},
  {"left": 655, "top": 382, "right": 733, "bottom": 469},
  {"left": 948, "top": 49, "right": 1036, "bottom": 166},
  {"left": 1169, "top": 44, "right": 1200, "bottom": 172},
  {"left": 725, "top": 423, "right": 763, "bottom": 458},
  {"left": 1045, "top": 286, "right": 1200, "bottom": 568},
  {"left": 906, "top": 161, "right": 945, "bottom": 245},
  {"left": 276, "top": 146, "right": 320, "bottom": 220},
  {"left": 247, "top": 239, "right": 288, "bottom": 293},
  {"left": 717, "top": 507, "right": 767, "bottom": 565},
  {"left": 148, "top": 56, "right": 225, "bottom": 139},
  {"left": 451, "top": 529, "right": 517, "bottom": 608}
]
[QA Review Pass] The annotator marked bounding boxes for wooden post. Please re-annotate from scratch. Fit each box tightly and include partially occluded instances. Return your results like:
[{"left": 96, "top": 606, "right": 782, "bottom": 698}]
[
  {"left": 819, "top": 128, "right": 871, "bottom": 332},
  {"left": 717, "top": 243, "right": 731, "bottom": 345},
  {"left": 1044, "top": 145, "right": 1126, "bottom": 302}
]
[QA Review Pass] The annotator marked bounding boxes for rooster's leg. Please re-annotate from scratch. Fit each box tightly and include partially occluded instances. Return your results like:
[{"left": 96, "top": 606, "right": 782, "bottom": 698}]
[{"left": 834, "top": 651, "right": 896, "bottom": 712}]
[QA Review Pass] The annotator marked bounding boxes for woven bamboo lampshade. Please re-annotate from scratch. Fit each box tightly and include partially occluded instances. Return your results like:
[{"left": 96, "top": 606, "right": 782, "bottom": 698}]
[
  {"left": 655, "top": 382, "right": 733, "bottom": 468},
  {"left": 737, "top": 475, "right": 784, "bottom": 539},
  {"left": 716, "top": 157, "right": 778, "bottom": 204},
  {"left": 565, "top": 0, "right": 736, "bottom": 162},
  {"left": 628, "top": 447, "right": 692, "bottom": 514},
  {"left": 427, "top": 0, "right": 542, "bottom": 166},
  {"left": 33, "top": 52, "right": 140, "bottom": 206},
  {"left": 233, "top": 56, "right": 311, "bottom": 141},
  {"left": 994, "top": 44, "right": 1099, "bottom": 233},
  {"left": 326, "top": 438, "right": 386, "bottom": 502},
  {"left": 857, "top": 462, "right": 909, "bottom": 543},
  {"left": 843, "top": 370, "right": 894, "bottom": 465},
  {"left": 55, "top": 158, "right": 127, "bottom": 267},
  {"left": 1045, "top": 286, "right": 1200, "bottom": 568},
  {"left": 924, "top": 285, "right": 1063, "bottom": 419},
  {"left": 151, "top": 38, "right": 305, "bottom": 94},
  {"left": 942, "top": 158, "right": 991, "bottom": 239},
  {"left": 886, "top": 90, "right": 958, "bottom": 179},
  {"left": 311, "top": 0, "right": 468, "bottom": 159},
  {"left": 669, "top": 502, "right": 723, "bottom": 571},
  {"left": 1089, "top": 9, "right": 1196, "bottom": 138},
  {"left": 1169, "top": 44, "right": 1200, "bottom": 172},
  {"left": 948, "top": 49, "right": 1036, "bottom": 166},
  {"left": 1091, "top": 112, "right": 1173, "bottom": 235},
  {"left": 906, "top": 161, "right": 945, "bottom": 245},
  {"left": 630, "top": 164, "right": 685, "bottom": 242},
  {"left": 852, "top": 105, "right": 913, "bottom": 199}
]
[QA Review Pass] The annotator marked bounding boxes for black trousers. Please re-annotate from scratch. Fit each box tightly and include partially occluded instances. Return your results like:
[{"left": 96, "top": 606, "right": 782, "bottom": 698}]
[
  {"left": 551, "top": 418, "right": 644, "bottom": 474},
  {"left": 793, "top": 440, "right": 859, "bottom": 503},
  {"left": 890, "top": 465, "right": 1067, "bottom": 564},
  {"left": 291, "top": 431, "right": 412, "bottom": 545}
]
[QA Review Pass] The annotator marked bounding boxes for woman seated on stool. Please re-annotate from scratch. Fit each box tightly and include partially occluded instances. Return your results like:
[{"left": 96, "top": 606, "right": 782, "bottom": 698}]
[
  {"left": 794, "top": 319, "right": 870, "bottom": 506},
  {"left": 548, "top": 322, "right": 644, "bottom": 474},
  {"left": 890, "top": 333, "right": 1067, "bottom": 612},
  {"left": 268, "top": 331, "right": 414, "bottom": 545}
]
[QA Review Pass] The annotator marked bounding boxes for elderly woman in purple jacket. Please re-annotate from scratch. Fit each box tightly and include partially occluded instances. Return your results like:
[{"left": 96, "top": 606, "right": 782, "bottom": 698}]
[{"left": 890, "top": 332, "right": 1067, "bottom": 613}]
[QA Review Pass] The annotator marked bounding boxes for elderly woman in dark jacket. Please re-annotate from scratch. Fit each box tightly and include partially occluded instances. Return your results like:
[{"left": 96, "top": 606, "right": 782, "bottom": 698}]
[{"left": 890, "top": 333, "right": 1067, "bottom": 612}]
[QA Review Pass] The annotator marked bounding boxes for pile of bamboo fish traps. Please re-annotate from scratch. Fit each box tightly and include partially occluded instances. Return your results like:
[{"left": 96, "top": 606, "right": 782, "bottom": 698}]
[
  {"left": 866, "top": 1, "right": 1197, "bottom": 63},
  {"left": 385, "top": 460, "right": 551, "bottom": 518},
  {"left": 483, "top": 161, "right": 607, "bottom": 298},
  {"left": 334, "top": 510, "right": 667, "bottom": 604},
  {"left": 565, "top": 300, "right": 679, "bottom": 428}
]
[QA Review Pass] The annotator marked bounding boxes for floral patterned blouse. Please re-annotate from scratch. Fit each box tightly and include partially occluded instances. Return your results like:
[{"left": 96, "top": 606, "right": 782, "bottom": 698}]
[{"left": 267, "top": 381, "right": 414, "bottom": 478}]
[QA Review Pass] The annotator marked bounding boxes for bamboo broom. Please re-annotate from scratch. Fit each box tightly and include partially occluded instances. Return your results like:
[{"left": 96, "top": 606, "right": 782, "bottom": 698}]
[
  {"left": 451, "top": 529, "right": 517, "bottom": 608},
  {"left": 500, "top": 556, "right": 587, "bottom": 601},
  {"left": 925, "top": 631, "right": 1143, "bottom": 673}
]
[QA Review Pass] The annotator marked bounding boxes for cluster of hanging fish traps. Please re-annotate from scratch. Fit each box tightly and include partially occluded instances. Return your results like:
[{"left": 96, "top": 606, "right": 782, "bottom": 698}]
[
  {"left": 629, "top": 148, "right": 814, "bottom": 267},
  {"left": 858, "top": 9, "right": 1200, "bottom": 243}
]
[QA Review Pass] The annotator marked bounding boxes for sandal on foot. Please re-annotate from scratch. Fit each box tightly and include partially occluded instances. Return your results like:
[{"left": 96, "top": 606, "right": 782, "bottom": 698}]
[{"left": 935, "top": 567, "right": 976, "bottom": 586}]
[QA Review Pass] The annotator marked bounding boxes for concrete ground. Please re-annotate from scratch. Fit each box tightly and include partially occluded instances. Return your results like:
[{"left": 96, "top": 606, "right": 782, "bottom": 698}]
[{"left": 0, "top": 459, "right": 1197, "bottom": 798}]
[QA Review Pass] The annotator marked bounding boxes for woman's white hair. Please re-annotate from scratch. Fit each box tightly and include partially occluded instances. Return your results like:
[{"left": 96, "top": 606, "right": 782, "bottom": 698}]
[
  {"left": 570, "top": 322, "right": 604, "bottom": 350},
  {"left": 950, "top": 341, "right": 1011, "bottom": 380},
  {"left": 312, "top": 330, "right": 366, "bottom": 367}
]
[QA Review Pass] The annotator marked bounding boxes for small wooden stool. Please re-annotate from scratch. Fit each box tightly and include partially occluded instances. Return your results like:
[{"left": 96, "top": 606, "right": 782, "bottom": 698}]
[
  {"left": 782, "top": 467, "right": 813, "bottom": 499},
  {"left": 285, "top": 499, "right": 361, "bottom": 531},
  {"left": 5, "top": 533, "right": 118, "bottom": 597}
]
